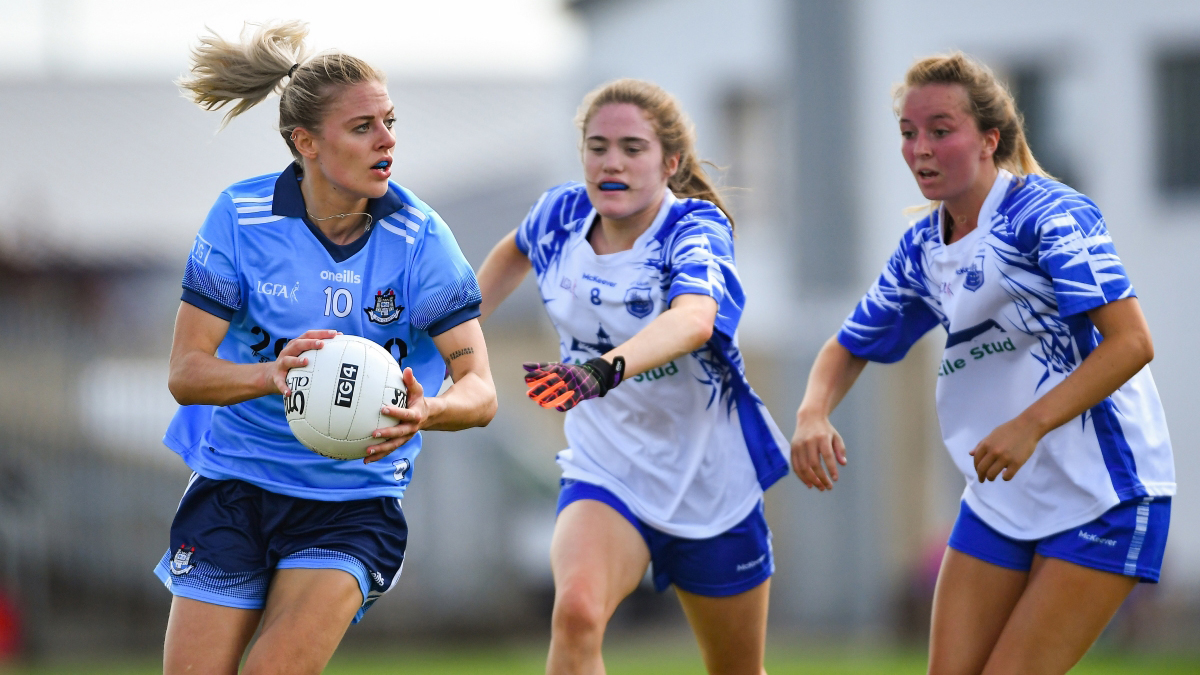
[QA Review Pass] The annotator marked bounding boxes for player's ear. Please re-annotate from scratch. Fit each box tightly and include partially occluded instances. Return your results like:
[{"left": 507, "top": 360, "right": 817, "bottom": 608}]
[
  {"left": 664, "top": 152, "right": 680, "bottom": 178},
  {"left": 291, "top": 127, "right": 319, "bottom": 160},
  {"left": 981, "top": 127, "right": 1000, "bottom": 160}
]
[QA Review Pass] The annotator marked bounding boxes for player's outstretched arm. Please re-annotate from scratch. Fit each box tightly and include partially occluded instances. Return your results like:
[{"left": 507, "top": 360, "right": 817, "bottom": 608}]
[
  {"left": 365, "top": 318, "right": 497, "bottom": 461},
  {"left": 477, "top": 229, "right": 532, "bottom": 323},
  {"left": 791, "top": 336, "right": 868, "bottom": 491},
  {"left": 607, "top": 293, "right": 717, "bottom": 378},
  {"left": 970, "top": 296, "right": 1154, "bottom": 482},
  {"left": 167, "top": 302, "right": 336, "bottom": 406}
]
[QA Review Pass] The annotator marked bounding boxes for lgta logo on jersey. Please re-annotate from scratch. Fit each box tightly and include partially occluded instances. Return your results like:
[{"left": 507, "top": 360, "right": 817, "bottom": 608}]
[
  {"left": 256, "top": 280, "right": 300, "bottom": 302},
  {"left": 321, "top": 269, "right": 362, "bottom": 284}
]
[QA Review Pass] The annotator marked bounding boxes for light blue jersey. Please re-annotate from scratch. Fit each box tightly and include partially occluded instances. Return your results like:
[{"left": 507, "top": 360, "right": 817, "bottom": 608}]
[
  {"left": 839, "top": 170, "right": 1174, "bottom": 539},
  {"left": 164, "top": 164, "right": 482, "bottom": 501},
  {"left": 517, "top": 182, "right": 789, "bottom": 539}
]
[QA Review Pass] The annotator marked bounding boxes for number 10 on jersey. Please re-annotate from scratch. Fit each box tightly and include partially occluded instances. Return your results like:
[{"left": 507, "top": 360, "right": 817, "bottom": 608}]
[{"left": 324, "top": 287, "right": 353, "bottom": 318}]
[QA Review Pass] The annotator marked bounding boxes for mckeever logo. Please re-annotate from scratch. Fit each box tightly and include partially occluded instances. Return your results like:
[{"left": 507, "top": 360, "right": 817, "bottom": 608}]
[
  {"left": 1078, "top": 530, "right": 1118, "bottom": 547},
  {"left": 334, "top": 363, "right": 359, "bottom": 408},
  {"left": 582, "top": 272, "right": 617, "bottom": 287}
]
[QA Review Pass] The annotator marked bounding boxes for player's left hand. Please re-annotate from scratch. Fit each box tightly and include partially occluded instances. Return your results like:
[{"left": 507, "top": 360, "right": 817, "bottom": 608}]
[
  {"left": 364, "top": 368, "right": 428, "bottom": 463},
  {"left": 523, "top": 358, "right": 624, "bottom": 412},
  {"left": 969, "top": 415, "right": 1042, "bottom": 482}
]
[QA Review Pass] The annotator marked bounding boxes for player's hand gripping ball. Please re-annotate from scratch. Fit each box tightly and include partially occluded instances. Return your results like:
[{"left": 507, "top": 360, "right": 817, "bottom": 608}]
[{"left": 284, "top": 334, "right": 408, "bottom": 460}]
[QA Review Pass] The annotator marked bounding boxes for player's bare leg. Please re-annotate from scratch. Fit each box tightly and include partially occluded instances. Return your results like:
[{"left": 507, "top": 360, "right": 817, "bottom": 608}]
[
  {"left": 240, "top": 568, "right": 363, "bottom": 675},
  {"left": 676, "top": 579, "right": 770, "bottom": 675},
  {"left": 927, "top": 548, "right": 1027, "bottom": 675},
  {"left": 547, "top": 499, "right": 651, "bottom": 675},
  {"left": 164, "top": 597, "right": 261, "bottom": 675},
  {"left": 980, "top": 554, "right": 1137, "bottom": 675}
]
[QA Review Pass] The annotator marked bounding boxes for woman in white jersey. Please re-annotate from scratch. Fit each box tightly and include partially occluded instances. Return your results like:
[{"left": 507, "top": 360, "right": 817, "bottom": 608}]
[
  {"left": 160, "top": 22, "right": 496, "bottom": 674},
  {"left": 478, "top": 79, "right": 789, "bottom": 674},
  {"left": 792, "top": 52, "right": 1174, "bottom": 675}
]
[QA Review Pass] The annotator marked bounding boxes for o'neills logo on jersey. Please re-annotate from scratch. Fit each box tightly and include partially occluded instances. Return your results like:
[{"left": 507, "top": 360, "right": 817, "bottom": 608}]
[
  {"left": 321, "top": 269, "right": 362, "bottom": 284},
  {"left": 334, "top": 363, "right": 359, "bottom": 408}
]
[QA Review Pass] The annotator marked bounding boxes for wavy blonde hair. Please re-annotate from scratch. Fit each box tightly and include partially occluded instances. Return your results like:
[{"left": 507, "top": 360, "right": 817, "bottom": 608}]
[
  {"left": 177, "top": 20, "right": 385, "bottom": 161},
  {"left": 894, "top": 52, "right": 1051, "bottom": 179},
  {"left": 576, "top": 79, "right": 735, "bottom": 229}
]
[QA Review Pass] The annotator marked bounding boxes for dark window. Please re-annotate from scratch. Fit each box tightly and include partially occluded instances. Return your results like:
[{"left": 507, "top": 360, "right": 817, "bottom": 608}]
[
  {"left": 1157, "top": 52, "right": 1200, "bottom": 194},
  {"left": 1007, "top": 67, "right": 1076, "bottom": 188}
]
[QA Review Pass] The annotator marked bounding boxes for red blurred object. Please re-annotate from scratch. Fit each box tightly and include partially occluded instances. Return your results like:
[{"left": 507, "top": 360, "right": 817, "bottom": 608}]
[{"left": 0, "top": 589, "right": 21, "bottom": 660}]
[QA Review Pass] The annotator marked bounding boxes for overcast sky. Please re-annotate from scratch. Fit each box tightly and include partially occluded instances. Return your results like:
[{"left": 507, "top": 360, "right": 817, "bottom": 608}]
[{"left": 0, "top": 0, "right": 584, "bottom": 79}]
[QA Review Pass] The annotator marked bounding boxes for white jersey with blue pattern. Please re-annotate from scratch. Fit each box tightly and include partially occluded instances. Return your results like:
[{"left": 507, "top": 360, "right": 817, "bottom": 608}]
[
  {"left": 516, "top": 182, "right": 789, "bottom": 539},
  {"left": 839, "top": 170, "right": 1174, "bottom": 539},
  {"left": 164, "top": 163, "right": 482, "bottom": 501}
]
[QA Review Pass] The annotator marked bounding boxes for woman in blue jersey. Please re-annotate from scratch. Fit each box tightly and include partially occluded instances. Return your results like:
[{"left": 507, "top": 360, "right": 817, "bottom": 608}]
[
  {"left": 159, "top": 22, "right": 496, "bottom": 674},
  {"left": 792, "top": 52, "right": 1174, "bottom": 675},
  {"left": 478, "top": 79, "right": 789, "bottom": 675}
]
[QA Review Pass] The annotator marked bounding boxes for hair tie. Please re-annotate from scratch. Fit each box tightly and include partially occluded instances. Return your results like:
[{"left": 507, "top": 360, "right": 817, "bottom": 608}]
[{"left": 288, "top": 63, "right": 300, "bottom": 78}]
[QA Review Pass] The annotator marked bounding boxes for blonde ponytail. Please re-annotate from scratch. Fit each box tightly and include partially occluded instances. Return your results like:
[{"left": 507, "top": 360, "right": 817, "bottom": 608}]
[
  {"left": 178, "top": 21, "right": 385, "bottom": 160},
  {"left": 178, "top": 20, "right": 310, "bottom": 128}
]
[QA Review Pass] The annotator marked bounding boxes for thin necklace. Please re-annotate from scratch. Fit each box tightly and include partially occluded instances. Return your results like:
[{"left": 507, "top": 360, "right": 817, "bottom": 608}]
[{"left": 306, "top": 210, "right": 374, "bottom": 232}]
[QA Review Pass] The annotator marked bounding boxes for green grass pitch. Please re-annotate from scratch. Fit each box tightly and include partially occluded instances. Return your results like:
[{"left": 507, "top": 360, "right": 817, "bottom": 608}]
[{"left": 1, "top": 644, "right": 1197, "bottom": 674}]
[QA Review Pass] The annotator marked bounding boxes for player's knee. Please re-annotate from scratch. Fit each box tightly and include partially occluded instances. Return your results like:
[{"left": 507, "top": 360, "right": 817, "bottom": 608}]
[{"left": 551, "top": 586, "right": 608, "bottom": 638}]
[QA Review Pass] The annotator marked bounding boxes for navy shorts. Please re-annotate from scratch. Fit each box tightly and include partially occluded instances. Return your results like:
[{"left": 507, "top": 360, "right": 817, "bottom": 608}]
[
  {"left": 557, "top": 479, "right": 773, "bottom": 597},
  {"left": 948, "top": 497, "right": 1171, "bottom": 583},
  {"left": 153, "top": 474, "right": 407, "bottom": 622}
]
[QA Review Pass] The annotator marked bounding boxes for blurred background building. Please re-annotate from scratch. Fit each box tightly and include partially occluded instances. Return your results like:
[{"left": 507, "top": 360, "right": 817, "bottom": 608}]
[{"left": 1, "top": 0, "right": 1199, "bottom": 663}]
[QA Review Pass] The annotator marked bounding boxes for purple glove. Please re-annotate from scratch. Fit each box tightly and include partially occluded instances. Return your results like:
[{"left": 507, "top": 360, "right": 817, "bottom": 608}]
[{"left": 523, "top": 357, "right": 626, "bottom": 411}]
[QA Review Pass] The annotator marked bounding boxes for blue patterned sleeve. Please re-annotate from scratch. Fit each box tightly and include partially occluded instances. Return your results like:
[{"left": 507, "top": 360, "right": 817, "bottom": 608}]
[
  {"left": 1028, "top": 199, "right": 1135, "bottom": 318},
  {"left": 181, "top": 191, "right": 241, "bottom": 321},
  {"left": 665, "top": 205, "right": 743, "bottom": 339},
  {"left": 837, "top": 226, "right": 940, "bottom": 363},
  {"left": 407, "top": 210, "right": 483, "bottom": 337},
  {"left": 515, "top": 183, "right": 590, "bottom": 278},
  {"left": 514, "top": 190, "right": 549, "bottom": 258}
]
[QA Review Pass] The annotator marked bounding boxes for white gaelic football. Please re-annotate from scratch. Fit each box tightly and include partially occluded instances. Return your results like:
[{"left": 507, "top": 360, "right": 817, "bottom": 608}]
[{"left": 284, "top": 334, "right": 407, "bottom": 460}]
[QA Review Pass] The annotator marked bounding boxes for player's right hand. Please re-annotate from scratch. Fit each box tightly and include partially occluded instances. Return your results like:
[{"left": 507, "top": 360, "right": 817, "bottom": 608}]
[
  {"left": 790, "top": 411, "right": 848, "bottom": 491},
  {"left": 267, "top": 329, "right": 339, "bottom": 397}
]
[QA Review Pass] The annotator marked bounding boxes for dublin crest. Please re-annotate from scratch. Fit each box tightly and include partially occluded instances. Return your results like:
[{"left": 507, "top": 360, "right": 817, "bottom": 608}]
[
  {"left": 392, "top": 458, "right": 411, "bottom": 481},
  {"left": 170, "top": 544, "right": 196, "bottom": 576},
  {"left": 365, "top": 289, "right": 403, "bottom": 325}
]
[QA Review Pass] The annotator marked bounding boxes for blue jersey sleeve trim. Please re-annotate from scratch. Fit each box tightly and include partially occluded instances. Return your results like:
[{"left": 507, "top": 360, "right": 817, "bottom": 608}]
[
  {"left": 181, "top": 289, "right": 235, "bottom": 322},
  {"left": 836, "top": 329, "right": 902, "bottom": 364},
  {"left": 427, "top": 304, "right": 482, "bottom": 337}
]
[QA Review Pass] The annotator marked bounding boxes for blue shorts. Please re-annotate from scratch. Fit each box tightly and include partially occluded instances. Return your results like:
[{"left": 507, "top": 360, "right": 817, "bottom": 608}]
[
  {"left": 948, "top": 497, "right": 1171, "bottom": 583},
  {"left": 557, "top": 479, "right": 773, "bottom": 597},
  {"left": 153, "top": 475, "right": 407, "bottom": 623}
]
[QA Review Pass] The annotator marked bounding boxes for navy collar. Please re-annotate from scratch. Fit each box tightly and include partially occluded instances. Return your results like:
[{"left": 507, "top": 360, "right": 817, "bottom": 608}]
[
  {"left": 271, "top": 163, "right": 404, "bottom": 263},
  {"left": 271, "top": 162, "right": 404, "bottom": 222}
]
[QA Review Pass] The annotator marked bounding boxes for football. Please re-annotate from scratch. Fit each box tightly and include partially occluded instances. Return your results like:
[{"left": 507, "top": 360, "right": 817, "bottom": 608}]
[{"left": 284, "top": 334, "right": 407, "bottom": 460}]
